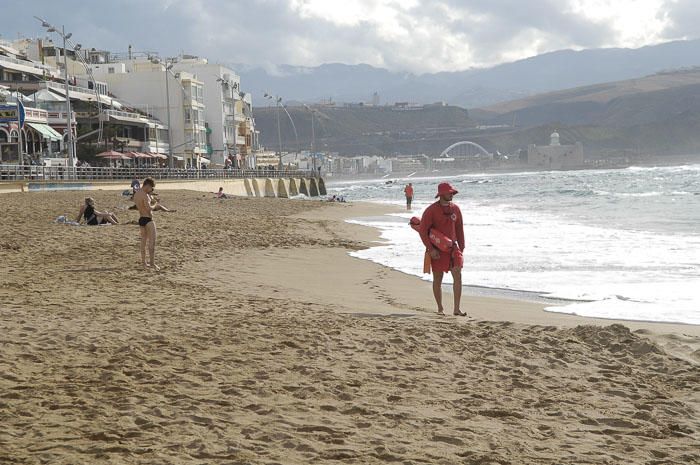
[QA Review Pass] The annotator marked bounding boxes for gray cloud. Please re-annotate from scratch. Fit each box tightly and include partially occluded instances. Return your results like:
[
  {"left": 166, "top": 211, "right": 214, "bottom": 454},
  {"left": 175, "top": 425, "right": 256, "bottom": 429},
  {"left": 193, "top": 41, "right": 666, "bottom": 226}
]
[
  {"left": 662, "top": 0, "right": 700, "bottom": 41},
  {"left": 0, "top": 0, "right": 693, "bottom": 73}
]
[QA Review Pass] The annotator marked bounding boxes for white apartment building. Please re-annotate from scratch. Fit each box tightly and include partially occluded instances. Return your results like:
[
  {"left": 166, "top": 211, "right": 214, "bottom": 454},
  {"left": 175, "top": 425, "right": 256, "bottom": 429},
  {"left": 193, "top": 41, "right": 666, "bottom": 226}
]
[
  {"left": 171, "top": 58, "right": 252, "bottom": 168},
  {"left": 90, "top": 60, "right": 208, "bottom": 168}
]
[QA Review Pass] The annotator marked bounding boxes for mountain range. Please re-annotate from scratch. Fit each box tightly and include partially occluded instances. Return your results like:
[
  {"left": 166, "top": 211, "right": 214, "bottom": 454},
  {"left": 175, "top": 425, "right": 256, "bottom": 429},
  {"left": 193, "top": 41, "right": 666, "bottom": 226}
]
[{"left": 239, "top": 39, "right": 700, "bottom": 108}]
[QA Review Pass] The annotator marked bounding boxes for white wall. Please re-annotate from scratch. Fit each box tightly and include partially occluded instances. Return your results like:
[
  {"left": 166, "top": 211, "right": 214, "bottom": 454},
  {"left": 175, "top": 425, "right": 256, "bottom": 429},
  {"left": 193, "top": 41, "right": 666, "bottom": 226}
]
[{"left": 171, "top": 61, "right": 242, "bottom": 167}]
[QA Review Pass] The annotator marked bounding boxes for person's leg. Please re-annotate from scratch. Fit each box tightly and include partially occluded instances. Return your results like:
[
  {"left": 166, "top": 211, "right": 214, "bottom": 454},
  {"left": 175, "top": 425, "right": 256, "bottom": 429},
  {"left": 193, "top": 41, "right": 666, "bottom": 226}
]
[
  {"left": 96, "top": 213, "right": 117, "bottom": 225},
  {"left": 451, "top": 267, "right": 465, "bottom": 316},
  {"left": 139, "top": 226, "right": 147, "bottom": 267},
  {"left": 432, "top": 270, "right": 444, "bottom": 315},
  {"left": 146, "top": 221, "right": 159, "bottom": 271},
  {"left": 154, "top": 204, "right": 176, "bottom": 213}
]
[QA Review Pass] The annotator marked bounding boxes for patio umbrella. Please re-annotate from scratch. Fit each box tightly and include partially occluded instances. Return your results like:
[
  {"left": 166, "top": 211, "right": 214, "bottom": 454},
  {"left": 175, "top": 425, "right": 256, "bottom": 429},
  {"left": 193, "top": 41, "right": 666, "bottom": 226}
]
[{"left": 96, "top": 150, "right": 130, "bottom": 160}]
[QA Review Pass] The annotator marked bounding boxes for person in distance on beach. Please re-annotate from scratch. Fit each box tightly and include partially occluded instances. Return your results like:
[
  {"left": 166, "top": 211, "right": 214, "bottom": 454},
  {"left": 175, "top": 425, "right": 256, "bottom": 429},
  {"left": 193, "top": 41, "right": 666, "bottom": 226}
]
[
  {"left": 419, "top": 182, "right": 466, "bottom": 316},
  {"left": 75, "top": 197, "right": 119, "bottom": 225},
  {"left": 404, "top": 183, "right": 414, "bottom": 210},
  {"left": 216, "top": 187, "right": 228, "bottom": 199},
  {"left": 133, "top": 178, "right": 159, "bottom": 271}
]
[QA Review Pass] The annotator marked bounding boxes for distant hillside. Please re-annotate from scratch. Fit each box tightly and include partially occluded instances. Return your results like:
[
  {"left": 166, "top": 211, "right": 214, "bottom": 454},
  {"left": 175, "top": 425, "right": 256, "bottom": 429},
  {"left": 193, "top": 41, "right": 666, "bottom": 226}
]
[
  {"left": 476, "top": 68, "right": 700, "bottom": 127},
  {"left": 468, "top": 68, "right": 700, "bottom": 157},
  {"left": 237, "top": 39, "right": 700, "bottom": 108},
  {"left": 253, "top": 104, "right": 476, "bottom": 156},
  {"left": 252, "top": 69, "right": 700, "bottom": 158}
]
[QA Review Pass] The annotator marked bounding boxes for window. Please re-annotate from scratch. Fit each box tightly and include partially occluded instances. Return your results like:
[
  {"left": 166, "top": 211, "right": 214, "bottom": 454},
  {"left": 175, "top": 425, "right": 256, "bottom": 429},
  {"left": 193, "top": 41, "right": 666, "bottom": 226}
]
[
  {"left": 108, "top": 67, "right": 115, "bottom": 74},
  {"left": 184, "top": 108, "right": 191, "bottom": 124}
]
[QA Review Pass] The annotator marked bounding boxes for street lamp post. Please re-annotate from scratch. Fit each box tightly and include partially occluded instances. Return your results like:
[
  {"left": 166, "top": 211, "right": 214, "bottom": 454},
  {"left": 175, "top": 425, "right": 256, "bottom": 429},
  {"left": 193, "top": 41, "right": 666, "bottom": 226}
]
[
  {"left": 264, "top": 93, "right": 283, "bottom": 170},
  {"left": 36, "top": 17, "right": 75, "bottom": 169},
  {"left": 303, "top": 104, "right": 316, "bottom": 173},
  {"left": 265, "top": 93, "right": 301, "bottom": 171},
  {"left": 60, "top": 26, "right": 76, "bottom": 168},
  {"left": 164, "top": 63, "right": 174, "bottom": 169}
]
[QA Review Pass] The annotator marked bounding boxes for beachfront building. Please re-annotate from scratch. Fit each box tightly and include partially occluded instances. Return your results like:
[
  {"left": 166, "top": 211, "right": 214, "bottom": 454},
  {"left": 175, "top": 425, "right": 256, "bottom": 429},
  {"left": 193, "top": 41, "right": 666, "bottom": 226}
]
[
  {"left": 91, "top": 60, "right": 207, "bottom": 168},
  {"left": 4, "top": 38, "right": 170, "bottom": 164},
  {"left": 527, "top": 131, "right": 584, "bottom": 170},
  {"left": 0, "top": 98, "right": 64, "bottom": 163},
  {"left": 171, "top": 58, "right": 256, "bottom": 168},
  {"left": 0, "top": 39, "right": 61, "bottom": 86},
  {"left": 0, "top": 40, "right": 70, "bottom": 162}
]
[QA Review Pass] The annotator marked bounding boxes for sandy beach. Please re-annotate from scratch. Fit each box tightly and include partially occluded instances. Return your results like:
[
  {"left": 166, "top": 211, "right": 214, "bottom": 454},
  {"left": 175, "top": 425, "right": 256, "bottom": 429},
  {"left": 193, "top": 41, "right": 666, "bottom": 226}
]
[{"left": 0, "top": 189, "right": 698, "bottom": 464}]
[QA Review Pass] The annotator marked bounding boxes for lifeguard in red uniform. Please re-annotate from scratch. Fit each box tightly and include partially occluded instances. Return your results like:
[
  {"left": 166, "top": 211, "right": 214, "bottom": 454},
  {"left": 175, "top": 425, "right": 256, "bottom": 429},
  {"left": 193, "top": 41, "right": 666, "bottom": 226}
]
[
  {"left": 419, "top": 182, "right": 467, "bottom": 316},
  {"left": 404, "top": 183, "right": 414, "bottom": 210}
]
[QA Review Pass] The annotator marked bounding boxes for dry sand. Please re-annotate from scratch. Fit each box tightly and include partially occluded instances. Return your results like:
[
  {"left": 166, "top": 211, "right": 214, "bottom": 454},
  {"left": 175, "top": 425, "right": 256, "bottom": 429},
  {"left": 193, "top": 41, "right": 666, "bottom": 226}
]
[{"left": 0, "top": 189, "right": 698, "bottom": 464}]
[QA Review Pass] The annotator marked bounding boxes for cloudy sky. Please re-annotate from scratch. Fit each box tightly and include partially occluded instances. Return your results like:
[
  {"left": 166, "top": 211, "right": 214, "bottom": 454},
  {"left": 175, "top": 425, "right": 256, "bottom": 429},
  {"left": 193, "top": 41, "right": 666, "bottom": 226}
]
[{"left": 1, "top": 0, "right": 697, "bottom": 73}]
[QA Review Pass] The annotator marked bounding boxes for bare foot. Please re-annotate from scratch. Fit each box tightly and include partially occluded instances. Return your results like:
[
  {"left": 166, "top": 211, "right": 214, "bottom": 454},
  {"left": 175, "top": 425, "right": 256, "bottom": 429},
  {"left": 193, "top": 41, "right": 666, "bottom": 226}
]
[
  {"left": 453, "top": 310, "right": 467, "bottom": 316},
  {"left": 437, "top": 309, "right": 445, "bottom": 316},
  {"left": 151, "top": 264, "right": 161, "bottom": 272},
  {"left": 144, "top": 263, "right": 151, "bottom": 269}
]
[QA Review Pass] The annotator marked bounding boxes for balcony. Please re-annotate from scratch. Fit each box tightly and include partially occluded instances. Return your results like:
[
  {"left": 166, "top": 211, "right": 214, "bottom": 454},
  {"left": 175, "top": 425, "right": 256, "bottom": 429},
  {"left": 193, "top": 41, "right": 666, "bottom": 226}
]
[
  {"left": 0, "top": 54, "right": 59, "bottom": 78},
  {"left": 47, "top": 111, "right": 77, "bottom": 126},
  {"left": 24, "top": 107, "right": 49, "bottom": 124}
]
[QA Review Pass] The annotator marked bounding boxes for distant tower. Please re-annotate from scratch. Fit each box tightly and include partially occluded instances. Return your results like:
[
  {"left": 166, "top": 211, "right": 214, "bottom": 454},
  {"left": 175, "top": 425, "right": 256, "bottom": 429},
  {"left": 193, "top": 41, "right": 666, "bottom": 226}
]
[
  {"left": 372, "top": 91, "right": 380, "bottom": 106},
  {"left": 550, "top": 130, "right": 560, "bottom": 146}
]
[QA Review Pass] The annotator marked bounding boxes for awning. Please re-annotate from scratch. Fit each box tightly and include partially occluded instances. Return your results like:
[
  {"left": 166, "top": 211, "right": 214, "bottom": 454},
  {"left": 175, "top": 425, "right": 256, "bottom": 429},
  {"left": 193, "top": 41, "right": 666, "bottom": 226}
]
[
  {"left": 49, "top": 86, "right": 117, "bottom": 107},
  {"left": 27, "top": 122, "right": 62, "bottom": 141},
  {"left": 105, "top": 114, "right": 150, "bottom": 126},
  {"left": 29, "top": 88, "right": 65, "bottom": 103}
]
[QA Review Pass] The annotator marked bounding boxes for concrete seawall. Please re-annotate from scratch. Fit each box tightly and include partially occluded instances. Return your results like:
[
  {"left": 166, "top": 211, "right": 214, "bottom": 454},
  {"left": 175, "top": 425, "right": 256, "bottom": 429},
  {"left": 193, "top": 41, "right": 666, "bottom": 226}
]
[{"left": 0, "top": 178, "right": 326, "bottom": 197}]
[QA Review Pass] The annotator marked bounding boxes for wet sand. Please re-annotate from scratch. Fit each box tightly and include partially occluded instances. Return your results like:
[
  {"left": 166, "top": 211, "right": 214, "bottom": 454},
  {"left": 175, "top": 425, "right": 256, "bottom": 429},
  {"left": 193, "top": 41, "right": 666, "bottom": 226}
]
[{"left": 0, "top": 190, "right": 698, "bottom": 464}]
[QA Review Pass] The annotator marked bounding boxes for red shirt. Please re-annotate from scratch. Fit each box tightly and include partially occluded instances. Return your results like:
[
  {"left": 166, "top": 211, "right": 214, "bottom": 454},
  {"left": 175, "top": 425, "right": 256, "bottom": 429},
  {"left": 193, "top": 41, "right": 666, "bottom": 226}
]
[
  {"left": 419, "top": 201, "right": 465, "bottom": 251},
  {"left": 404, "top": 185, "right": 414, "bottom": 198}
]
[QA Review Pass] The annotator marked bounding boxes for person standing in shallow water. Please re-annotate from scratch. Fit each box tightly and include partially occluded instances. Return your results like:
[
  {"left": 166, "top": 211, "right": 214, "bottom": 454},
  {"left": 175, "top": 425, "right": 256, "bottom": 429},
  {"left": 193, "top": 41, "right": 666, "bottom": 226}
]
[
  {"left": 134, "top": 177, "right": 159, "bottom": 271},
  {"left": 404, "top": 183, "right": 414, "bottom": 210},
  {"left": 419, "top": 182, "right": 466, "bottom": 316}
]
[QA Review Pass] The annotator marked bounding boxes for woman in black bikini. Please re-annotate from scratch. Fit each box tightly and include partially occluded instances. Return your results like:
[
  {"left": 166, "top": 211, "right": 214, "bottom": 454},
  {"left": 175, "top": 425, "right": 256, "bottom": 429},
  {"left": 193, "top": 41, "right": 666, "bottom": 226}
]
[{"left": 75, "top": 197, "right": 119, "bottom": 225}]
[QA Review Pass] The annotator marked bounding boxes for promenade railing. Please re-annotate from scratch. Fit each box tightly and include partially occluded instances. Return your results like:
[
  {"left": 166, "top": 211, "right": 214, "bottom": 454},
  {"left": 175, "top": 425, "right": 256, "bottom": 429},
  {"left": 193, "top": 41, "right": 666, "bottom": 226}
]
[{"left": 0, "top": 165, "right": 319, "bottom": 182}]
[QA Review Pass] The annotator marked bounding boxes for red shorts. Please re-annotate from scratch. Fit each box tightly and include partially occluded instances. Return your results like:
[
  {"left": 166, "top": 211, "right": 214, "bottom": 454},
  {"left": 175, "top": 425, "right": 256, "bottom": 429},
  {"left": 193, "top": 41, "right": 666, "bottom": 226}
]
[{"left": 430, "top": 248, "right": 463, "bottom": 273}]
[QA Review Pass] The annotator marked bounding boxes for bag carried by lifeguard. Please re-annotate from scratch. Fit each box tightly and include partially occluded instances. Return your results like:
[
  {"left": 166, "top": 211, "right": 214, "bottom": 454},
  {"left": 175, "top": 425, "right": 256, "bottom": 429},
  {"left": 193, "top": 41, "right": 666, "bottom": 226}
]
[
  {"left": 409, "top": 217, "right": 454, "bottom": 252},
  {"left": 410, "top": 216, "right": 462, "bottom": 274}
]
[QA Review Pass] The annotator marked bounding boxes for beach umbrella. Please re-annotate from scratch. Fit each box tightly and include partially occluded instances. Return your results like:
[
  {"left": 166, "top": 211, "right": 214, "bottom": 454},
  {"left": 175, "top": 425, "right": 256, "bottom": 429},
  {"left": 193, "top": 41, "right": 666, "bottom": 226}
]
[
  {"left": 148, "top": 152, "right": 168, "bottom": 159},
  {"left": 96, "top": 150, "right": 130, "bottom": 160}
]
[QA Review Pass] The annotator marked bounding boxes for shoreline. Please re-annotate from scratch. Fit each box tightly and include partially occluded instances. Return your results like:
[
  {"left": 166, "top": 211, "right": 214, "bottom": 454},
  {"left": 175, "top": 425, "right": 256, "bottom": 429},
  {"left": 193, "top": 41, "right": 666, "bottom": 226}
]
[{"left": 337, "top": 201, "right": 700, "bottom": 336}]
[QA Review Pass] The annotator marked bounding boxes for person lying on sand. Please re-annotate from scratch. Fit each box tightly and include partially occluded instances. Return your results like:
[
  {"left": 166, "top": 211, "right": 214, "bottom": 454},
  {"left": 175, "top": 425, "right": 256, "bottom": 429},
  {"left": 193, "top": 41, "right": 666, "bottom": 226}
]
[{"left": 75, "top": 197, "right": 119, "bottom": 225}]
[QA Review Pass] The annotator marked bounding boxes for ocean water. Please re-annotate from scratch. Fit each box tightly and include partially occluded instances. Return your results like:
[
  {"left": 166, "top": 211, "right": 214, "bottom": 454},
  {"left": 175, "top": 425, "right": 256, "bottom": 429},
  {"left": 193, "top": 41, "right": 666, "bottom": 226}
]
[{"left": 327, "top": 165, "right": 700, "bottom": 325}]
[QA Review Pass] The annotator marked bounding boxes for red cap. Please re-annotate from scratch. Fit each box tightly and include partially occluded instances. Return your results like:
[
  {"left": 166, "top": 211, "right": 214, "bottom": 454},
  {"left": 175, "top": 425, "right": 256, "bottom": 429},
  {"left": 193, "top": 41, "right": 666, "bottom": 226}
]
[{"left": 435, "top": 182, "right": 458, "bottom": 198}]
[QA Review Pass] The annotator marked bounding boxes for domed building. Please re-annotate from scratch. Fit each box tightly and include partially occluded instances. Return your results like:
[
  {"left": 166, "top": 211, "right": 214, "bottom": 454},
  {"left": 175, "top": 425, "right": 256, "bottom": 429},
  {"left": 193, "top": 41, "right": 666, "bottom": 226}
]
[{"left": 527, "top": 130, "right": 583, "bottom": 169}]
